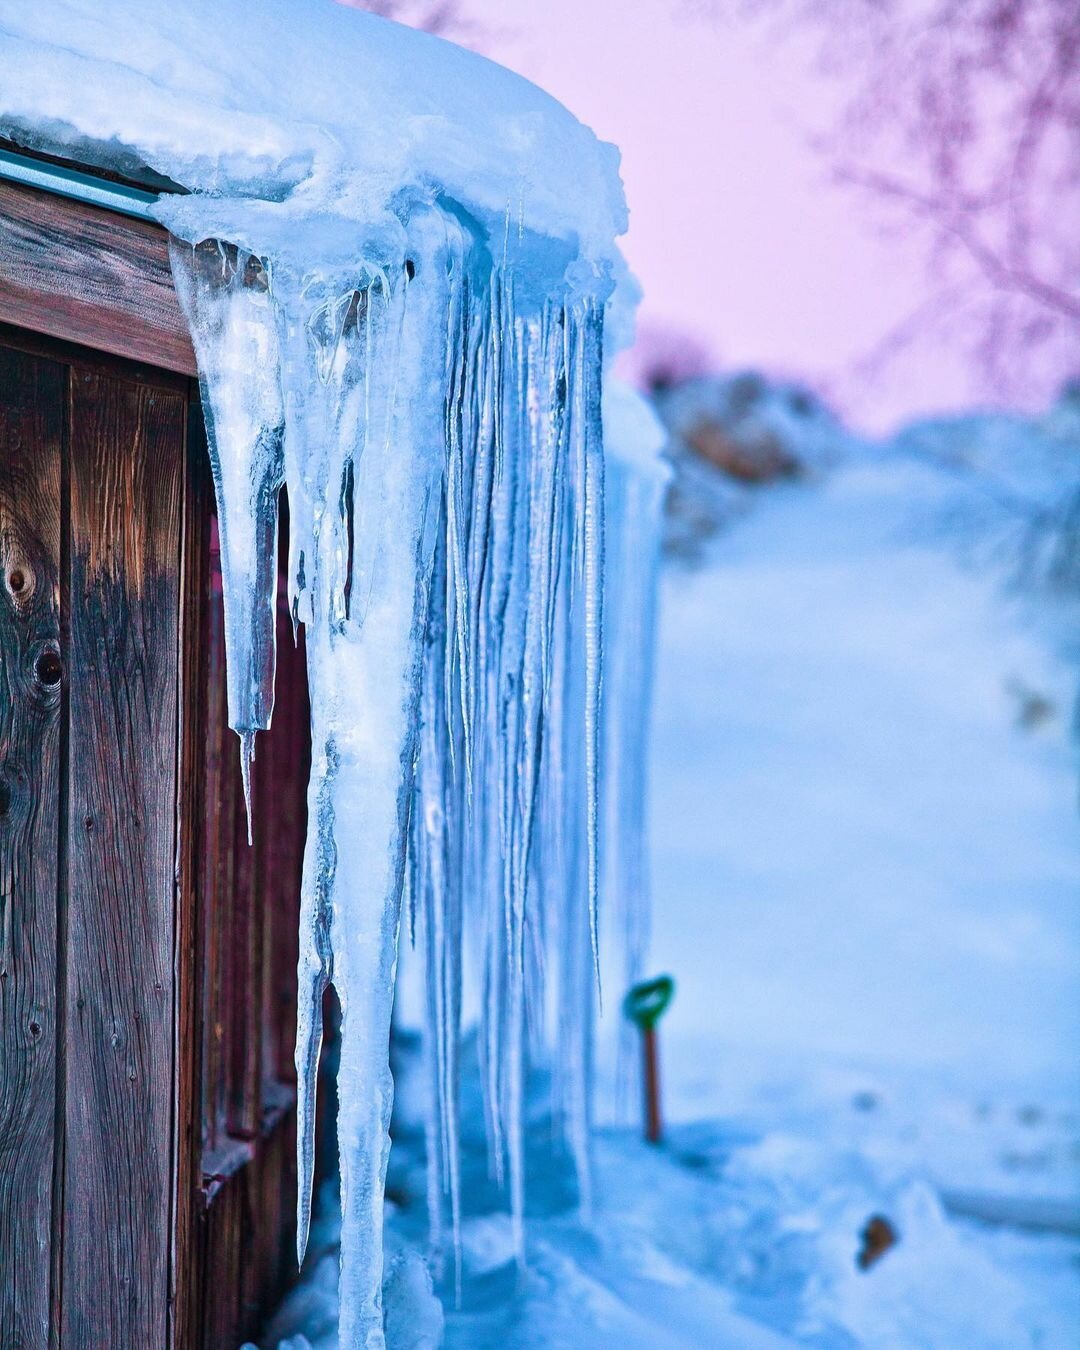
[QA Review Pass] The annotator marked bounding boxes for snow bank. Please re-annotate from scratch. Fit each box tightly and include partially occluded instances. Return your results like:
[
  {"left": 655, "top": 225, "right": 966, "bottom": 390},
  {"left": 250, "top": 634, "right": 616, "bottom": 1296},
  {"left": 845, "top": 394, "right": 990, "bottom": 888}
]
[
  {"left": 253, "top": 1037, "right": 1080, "bottom": 1348},
  {"left": 652, "top": 370, "right": 852, "bottom": 561}
]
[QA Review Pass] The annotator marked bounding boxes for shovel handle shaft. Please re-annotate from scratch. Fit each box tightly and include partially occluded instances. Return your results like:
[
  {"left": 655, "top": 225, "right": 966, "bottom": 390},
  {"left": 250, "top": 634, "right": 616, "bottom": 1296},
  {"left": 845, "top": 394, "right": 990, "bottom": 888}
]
[
  {"left": 624, "top": 975, "right": 674, "bottom": 1144},
  {"left": 643, "top": 1024, "right": 661, "bottom": 1144}
]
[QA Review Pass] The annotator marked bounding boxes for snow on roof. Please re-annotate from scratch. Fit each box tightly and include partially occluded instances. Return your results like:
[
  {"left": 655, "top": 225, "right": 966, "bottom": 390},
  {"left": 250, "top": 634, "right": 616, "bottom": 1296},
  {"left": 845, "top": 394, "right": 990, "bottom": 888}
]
[{"left": 0, "top": 0, "right": 628, "bottom": 282}]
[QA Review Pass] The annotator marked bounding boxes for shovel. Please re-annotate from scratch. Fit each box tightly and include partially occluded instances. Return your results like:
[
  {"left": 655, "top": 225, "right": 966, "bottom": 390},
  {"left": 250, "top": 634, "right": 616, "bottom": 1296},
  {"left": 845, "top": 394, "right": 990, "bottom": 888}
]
[{"left": 623, "top": 975, "right": 675, "bottom": 1144}]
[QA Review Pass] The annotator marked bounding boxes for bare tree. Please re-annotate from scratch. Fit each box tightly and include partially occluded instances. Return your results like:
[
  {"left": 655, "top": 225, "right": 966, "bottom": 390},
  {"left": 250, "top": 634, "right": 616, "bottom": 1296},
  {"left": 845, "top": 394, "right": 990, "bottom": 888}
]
[
  {"left": 337, "top": 0, "right": 471, "bottom": 39},
  {"left": 726, "top": 0, "right": 1080, "bottom": 397},
  {"left": 628, "top": 321, "right": 717, "bottom": 393}
]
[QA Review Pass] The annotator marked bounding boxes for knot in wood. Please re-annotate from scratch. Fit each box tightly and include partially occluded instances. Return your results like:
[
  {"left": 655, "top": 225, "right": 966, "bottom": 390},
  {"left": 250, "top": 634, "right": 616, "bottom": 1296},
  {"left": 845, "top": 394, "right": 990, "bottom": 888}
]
[
  {"left": 32, "top": 642, "right": 62, "bottom": 690},
  {"left": 0, "top": 761, "right": 25, "bottom": 824},
  {"left": 2, "top": 553, "right": 36, "bottom": 611}
]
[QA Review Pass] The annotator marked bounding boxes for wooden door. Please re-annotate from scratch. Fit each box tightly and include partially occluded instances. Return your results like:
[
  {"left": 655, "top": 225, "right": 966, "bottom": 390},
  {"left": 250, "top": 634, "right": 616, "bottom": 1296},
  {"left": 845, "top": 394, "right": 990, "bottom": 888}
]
[{"left": 0, "top": 328, "right": 305, "bottom": 1349}]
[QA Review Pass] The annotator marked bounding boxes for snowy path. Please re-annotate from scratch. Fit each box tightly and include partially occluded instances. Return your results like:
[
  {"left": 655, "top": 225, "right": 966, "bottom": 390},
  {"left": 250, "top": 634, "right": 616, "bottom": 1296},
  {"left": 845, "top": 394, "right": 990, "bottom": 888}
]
[
  {"left": 649, "top": 450, "right": 1080, "bottom": 1094},
  {"left": 627, "top": 445, "right": 1080, "bottom": 1343}
]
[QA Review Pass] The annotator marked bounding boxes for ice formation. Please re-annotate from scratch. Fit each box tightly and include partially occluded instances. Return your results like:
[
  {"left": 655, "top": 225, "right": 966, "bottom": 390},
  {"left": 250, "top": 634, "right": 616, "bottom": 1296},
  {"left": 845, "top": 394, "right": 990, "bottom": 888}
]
[
  {"left": 599, "top": 386, "right": 670, "bottom": 1116},
  {"left": 166, "top": 197, "right": 618, "bottom": 1348},
  {"left": 0, "top": 2, "right": 667, "bottom": 1343}
]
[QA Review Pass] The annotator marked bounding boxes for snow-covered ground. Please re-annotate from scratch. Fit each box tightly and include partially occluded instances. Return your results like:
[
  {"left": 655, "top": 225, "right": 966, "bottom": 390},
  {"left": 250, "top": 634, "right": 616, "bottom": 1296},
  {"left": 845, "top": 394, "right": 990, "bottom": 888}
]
[
  {"left": 652, "top": 436, "right": 1080, "bottom": 1086},
  {"left": 637, "top": 419, "right": 1080, "bottom": 1344},
  {"left": 254, "top": 405, "right": 1080, "bottom": 1348}
]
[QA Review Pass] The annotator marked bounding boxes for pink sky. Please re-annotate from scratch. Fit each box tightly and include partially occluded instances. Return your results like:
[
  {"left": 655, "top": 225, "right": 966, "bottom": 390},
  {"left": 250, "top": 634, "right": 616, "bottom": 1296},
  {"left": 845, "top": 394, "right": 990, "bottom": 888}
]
[{"left": 452, "top": 0, "right": 1003, "bottom": 433}]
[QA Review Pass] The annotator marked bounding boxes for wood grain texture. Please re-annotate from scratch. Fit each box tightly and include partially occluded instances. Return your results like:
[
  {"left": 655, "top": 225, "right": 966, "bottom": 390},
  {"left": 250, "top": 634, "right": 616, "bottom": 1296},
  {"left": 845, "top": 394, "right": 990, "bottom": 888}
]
[
  {"left": 171, "top": 398, "right": 210, "bottom": 1350},
  {"left": 0, "top": 331, "right": 306, "bottom": 1347},
  {"left": 0, "top": 347, "right": 63, "bottom": 1348},
  {"left": 269, "top": 588, "right": 307, "bottom": 1086},
  {"left": 0, "top": 321, "right": 190, "bottom": 396},
  {"left": 62, "top": 368, "right": 185, "bottom": 1347},
  {"left": 0, "top": 181, "right": 196, "bottom": 378},
  {"left": 203, "top": 547, "right": 234, "bottom": 1153},
  {"left": 228, "top": 734, "right": 262, "bottom": 1140}
]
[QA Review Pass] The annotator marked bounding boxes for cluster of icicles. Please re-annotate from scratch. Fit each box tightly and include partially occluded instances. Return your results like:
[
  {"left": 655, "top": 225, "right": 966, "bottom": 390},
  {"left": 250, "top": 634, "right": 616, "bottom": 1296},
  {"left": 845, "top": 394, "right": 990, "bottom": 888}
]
[{"left": 169, "top": 201, "right": 659, "bottom": 1348}]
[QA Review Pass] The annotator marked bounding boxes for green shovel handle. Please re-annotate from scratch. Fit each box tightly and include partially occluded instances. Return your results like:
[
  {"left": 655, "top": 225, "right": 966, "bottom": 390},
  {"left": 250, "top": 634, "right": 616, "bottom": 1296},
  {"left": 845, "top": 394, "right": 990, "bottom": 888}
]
[{"left": 623, "top": 974, "right": 675, "bottom": 1031}]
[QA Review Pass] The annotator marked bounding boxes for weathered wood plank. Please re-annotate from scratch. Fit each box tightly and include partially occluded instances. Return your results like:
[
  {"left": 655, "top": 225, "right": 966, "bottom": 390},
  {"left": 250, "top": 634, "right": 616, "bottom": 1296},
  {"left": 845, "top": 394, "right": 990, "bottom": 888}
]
[
  {"left": 227, "top": 751, "right": 260, "bottom": 1139},
  {"left": 0, "top": 180, "right": 196, "bottom": 378},
  {"left": 255, "top": 1095, "right": 298, "bottom": 1324},
  {"left": 0, "top": 320, "right": 190, "bottom": 396},
  {"left": 195, "top": 514, "right": 304, "bottom": 1347},
  {"left": 171, "top": 396, "right": 211, "bottom": 1350},
  {"left": 270, "top": 565, "right": 307, "bottom": 1085},
  {"left": 0, "top": 346, "right": 64, "bottom": 1349},
  {"left": 62, "top": 368, "right": 185, "bottom": 1346},
  {"left": 1, "top": 329, "right": 305, "bottom": 1347},
  {"left": 203, "top": 533, "right": 233, "bottom": 1151}
]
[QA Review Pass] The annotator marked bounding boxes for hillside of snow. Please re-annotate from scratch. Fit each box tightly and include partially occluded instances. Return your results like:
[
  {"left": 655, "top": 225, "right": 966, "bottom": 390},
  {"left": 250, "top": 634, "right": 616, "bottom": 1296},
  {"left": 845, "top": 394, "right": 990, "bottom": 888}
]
[{"left": 652, "top": 391, "right": 1080, "bottom": 1087}]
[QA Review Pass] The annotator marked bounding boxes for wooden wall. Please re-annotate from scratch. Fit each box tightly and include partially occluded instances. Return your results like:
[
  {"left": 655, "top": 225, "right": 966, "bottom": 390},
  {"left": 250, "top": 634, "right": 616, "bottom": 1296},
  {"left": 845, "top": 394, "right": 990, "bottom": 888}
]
[{"left": 0, "top": 327, "right": 306, "bottom": 1349}]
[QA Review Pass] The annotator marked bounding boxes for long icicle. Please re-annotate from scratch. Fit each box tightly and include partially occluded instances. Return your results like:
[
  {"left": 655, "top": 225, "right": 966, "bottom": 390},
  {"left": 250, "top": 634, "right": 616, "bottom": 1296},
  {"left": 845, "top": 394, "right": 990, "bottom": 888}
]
[{"left": 170, "top": 206, "right": 623, "bottom": 1346}]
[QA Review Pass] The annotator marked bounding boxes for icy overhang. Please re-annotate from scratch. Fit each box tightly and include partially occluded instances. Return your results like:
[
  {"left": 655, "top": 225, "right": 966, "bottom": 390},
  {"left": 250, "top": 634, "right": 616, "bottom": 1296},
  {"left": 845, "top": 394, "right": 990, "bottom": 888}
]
[{"left": 0, "top": 0, "right": 628, "bottom": 290}]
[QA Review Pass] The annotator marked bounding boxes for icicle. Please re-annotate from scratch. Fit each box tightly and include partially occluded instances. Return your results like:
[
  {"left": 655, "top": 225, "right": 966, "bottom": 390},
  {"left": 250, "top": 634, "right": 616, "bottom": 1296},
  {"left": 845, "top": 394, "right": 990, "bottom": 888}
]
[
  {"left": 404, "top": 283, "right": 613, "bottom": 1262},
  {"left": 166, "top": 185, "right": 665, "bottom": 1345},
  {"left": 239, "top": 728, "right": 256, "bottom": 847},
  {"left": 600, "top": 382, "right": 670, "bottom": 1122},
  {"left": 170, "top": 237, "right": 284, "bottom": 842},
  {"left": 580, "top": 301, "right": 606, "bottom": 989}
]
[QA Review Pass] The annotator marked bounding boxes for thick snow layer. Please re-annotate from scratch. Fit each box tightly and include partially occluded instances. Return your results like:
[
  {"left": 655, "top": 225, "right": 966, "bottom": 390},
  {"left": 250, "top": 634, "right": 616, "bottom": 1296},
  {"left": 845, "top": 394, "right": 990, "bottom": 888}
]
[
  {"left": 249, "top": 1039, "right": 1080, "bottom": 1349},
  {"left": 0, "top": 0, "right": 627, "bottom": 273}
]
